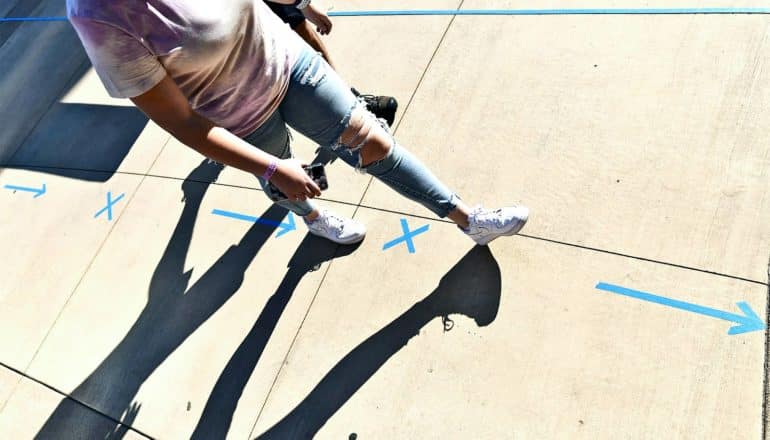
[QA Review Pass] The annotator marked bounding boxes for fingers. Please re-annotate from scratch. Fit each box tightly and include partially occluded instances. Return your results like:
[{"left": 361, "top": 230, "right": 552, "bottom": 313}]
[
  {"left": 300, "top": 182, "right": 321, "bottom": 201},
  {"left": 274, "top": 158, "right": 323, "bottom": 202},
  {"left": 314, "top": 15, "right": 331, "bottom": 34},
  {"left": 307, "top": 180, "right": 322, "bottom": 197},
  {"left": 289, "top": 183, "right": 319, "bottom": 202}
]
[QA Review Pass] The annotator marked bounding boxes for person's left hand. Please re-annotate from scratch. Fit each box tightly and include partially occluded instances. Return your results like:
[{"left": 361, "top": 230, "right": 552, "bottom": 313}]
[{"left": 301, "top": 4, "right": 332, "bottom": 35}]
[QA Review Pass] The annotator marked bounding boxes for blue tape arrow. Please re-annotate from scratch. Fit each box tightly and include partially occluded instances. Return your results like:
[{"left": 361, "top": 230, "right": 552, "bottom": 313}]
[
  {"left": 4, "top": 183, "right": 46, "bottom": 198},
  {"left": 211, "top": 209, "right": 296, "bottom": 238},
  {"left": 596, "top": 282, "right": 765, "bottom": 335}
]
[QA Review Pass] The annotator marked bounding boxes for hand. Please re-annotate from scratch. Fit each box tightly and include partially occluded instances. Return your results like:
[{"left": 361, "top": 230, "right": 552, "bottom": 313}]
[
  {"left": 301, "top": 4, "right": 332, "bottom": 35},
  {"left": 269, "top": 158, "right": 322, "bottom": 202}
]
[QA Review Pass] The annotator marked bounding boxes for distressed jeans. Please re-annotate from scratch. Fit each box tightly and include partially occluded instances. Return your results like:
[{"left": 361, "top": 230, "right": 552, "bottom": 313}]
[{"left": 243, "top": 45, "right": 459, "bottom": 218}]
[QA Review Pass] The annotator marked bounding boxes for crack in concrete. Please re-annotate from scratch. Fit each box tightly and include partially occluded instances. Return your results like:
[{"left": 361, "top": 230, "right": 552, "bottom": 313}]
[{"left": 762, "top": 252, "right": 770, "bottom": 440}]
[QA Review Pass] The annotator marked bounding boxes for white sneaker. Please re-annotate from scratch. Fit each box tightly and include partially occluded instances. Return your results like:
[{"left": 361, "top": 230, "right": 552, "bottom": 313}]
[
  {"left": 463, "top": 205, "right": 529, "bottom": 246},
  {"left": 305, "top": 210, "right": 366, "bottom": 244}
]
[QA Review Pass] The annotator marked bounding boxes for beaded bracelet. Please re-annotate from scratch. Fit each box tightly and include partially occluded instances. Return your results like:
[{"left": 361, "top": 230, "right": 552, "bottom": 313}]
[{"left": 261, "top": 160, "right": 278, "bottom": 181}]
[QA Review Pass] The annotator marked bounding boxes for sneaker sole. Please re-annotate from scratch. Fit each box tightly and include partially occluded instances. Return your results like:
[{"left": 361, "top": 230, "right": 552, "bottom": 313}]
[
  {"left": 337, "top": 232, "right": 366, "bottom": 245},
  {"left": 473, "top": 210, "right": 529, "bottom": 246},
  {"left": 310, "top": 230, "right": 366, "bottom": 245}
]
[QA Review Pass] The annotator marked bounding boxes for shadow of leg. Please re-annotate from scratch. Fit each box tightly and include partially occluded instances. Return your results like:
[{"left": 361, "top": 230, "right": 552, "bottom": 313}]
[
  {"left": 35, "top": 160, "right": 283, "bottom": 439},
  {"left": 191, "top": 236, "right": 362, "bottom": 439},
  {"left": 255, "top": 246, "right": 502, "bottom": 439}
]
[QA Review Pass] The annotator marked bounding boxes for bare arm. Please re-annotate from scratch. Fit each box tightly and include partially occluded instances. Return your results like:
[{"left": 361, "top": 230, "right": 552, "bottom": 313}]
[
  {"left": 130, "top": 74, "right": 321, "bottom": 200},
  {"left": 300, "top": 3, "right": 332, "bottom": 35},
  {"left": 264, "top": 0, "right": 331, "bottom": 35}
]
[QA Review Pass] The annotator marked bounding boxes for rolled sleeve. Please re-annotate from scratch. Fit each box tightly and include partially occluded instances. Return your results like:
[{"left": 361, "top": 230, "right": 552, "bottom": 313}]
[{"left": 69, "top": 16, "right": 166, "bottom": 98}]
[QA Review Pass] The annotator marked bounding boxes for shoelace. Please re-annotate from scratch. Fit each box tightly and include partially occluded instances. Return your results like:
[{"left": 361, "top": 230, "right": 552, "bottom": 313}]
[
  {"left": 359, "top": 95, "right": 380, "bottom": 110},
  {"left": 472, "top": 207, "right": 507, "bottom": 228},
  {"left": 319, "top": 212, "right": 346, "bottom": 236},
  {"left": 352, "top": 88, "right": 392, "bottom": 112}
]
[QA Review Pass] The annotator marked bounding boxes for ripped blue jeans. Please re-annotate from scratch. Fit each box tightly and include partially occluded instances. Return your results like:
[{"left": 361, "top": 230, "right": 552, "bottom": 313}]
[{"left": 243, "top": 45, "right": 459, "bottom": 218}]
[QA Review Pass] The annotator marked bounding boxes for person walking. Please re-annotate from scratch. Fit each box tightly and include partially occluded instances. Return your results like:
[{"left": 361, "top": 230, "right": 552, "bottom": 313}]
[{"left": 67, "top": 0, "right": 529, "bottom": 246}]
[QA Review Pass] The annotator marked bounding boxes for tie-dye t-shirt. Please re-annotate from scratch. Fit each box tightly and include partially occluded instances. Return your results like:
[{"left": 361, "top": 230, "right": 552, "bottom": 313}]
[{"left": 67, "top": 0, "right": 304, "bottom": 136}]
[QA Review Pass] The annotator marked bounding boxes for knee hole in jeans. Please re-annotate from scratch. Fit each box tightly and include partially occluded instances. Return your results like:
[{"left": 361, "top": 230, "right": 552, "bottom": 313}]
[{"left": 335, "top": 106, "right": 393, "bottom": 168}]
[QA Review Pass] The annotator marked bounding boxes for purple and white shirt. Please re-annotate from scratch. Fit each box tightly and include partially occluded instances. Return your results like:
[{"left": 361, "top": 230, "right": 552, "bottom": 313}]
[{"left": 67, "top": 0, "right": 304, "bottom": 136}]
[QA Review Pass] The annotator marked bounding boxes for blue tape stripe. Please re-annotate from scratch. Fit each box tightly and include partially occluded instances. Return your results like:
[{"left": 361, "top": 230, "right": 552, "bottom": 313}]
[
  {"left": 107, "top": 192, "right": 124, "bottom": 221},
  {"left": 211, "top": 208, "right": 260, "bottom": 224},
  {"left": 596, "top": 282, "right": 767, "bottom": 335},
  {"left": 211, "top": 208, "right": 296, "bottom": 235},
  {"left": 110, "top": 192, "right": 125, "bottom": 205},
  {"left": 382, "top": 235, "right": 406, "bottom": 250},
  {"left": 0, "top": 16, "right": 68, "bottom": 22},
  {"left": 400, "top": 218, "right": 416, "bottom": 253},
  {"left": 596, "top": 282, "right": 747, "bottom": 323},
  {"left": 330, "top": 8, "right": 770, "bottom": 16},
  {"left": 4, "top": 8, "right": 770, "bottom": 22}
]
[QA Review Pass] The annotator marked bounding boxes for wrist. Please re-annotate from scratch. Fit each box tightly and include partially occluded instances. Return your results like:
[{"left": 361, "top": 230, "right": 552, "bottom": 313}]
[
  {"left": 261, "top": 159, "right": 279, "bottom": 181},
  {"left": 294, "top": 0, "right": 311, "bottom": 9}
]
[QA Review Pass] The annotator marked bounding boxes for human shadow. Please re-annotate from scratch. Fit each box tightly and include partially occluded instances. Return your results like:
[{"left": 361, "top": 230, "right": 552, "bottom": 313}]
[
  {"left": 1, "top": 0, "right": 154, "bottom": 180},
  {"left": 0, "top": 0, "right": 140, "bottom": 170},
  {"left": 1, "top": 31, "right": 149, "bottom": 178},
  {"left": 2, "top": 0, "right": 339, "bottom": 179},
  {"left": 5, "top": 101, "right": 149, "bottom": 181},
  {"left": 190, "top": 233, "right": 362, "bottom": 439},
  {"left": 253, "top": 246, "right": 502, "bottom": 439},
  {"left": 34, "top": 159, "right": 287, "bottom": 438}
]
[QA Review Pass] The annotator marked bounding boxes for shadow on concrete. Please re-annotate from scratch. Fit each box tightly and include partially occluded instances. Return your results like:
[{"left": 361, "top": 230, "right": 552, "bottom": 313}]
[
  {"left": 1, "top": 0, "right": 341, "bottom": 181},
  {"left": 29, "top": 159, "right": 297, "bottom": 437},
  {"left": 190, "top": 225, "right": 361, "bottom": 439},
  {"left": 5, "top": 101, "right": 148, "bottom": 181},
  {"left": 252, "top": 246, "right": 502, "bottom": 439},
  {"left": 1, "top": 0, "right": 152, "bottom": 181},
  {"left": 186, "top": 148, "right": 353, "bottom": 439},
  {"left": 0, "top": 1, "right": 48, "bottom": 44},
  {"left": 33, "top": 159, "right": 245, "bottom": 438},
  {"left": 1, "top": 1, "right": 106, "bottom": 166},
  {"left": 34, "top": 149, "right": 355, "bottom": 438}
]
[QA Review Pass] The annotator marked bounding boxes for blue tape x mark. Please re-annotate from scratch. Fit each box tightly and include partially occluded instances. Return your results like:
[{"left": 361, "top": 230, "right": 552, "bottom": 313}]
[
  {"left": 383, "top": 218, "right": 429, "bottom": 253},
  {"left": 94, "top": 191, "right": 125, "bottom": 221}
]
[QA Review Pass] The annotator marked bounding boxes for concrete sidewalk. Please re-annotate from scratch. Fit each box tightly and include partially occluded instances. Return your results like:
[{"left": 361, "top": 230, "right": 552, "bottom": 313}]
[{"left": 1, "top": 0, "right": 768, "bottom": 438}]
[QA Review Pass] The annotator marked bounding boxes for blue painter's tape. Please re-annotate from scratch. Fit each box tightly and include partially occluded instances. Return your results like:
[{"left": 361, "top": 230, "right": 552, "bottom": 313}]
[
  {"left": 383, "top": 218, "right": 429, "bottom": 253},
  {"left": 94, "top": 191, "right": 125, "bottom": 221},
  {"left": 595, "top": 282, "right": 765, "bottom": 335},
  {"left": 4, "top": 8, "right": 770, "bottom": 23},
  {"left": 211, "top": 209, "right": 260, "bottom": 223},
  {"left": 327, "top": 8, "right": 770, "bottom": 16},
  {"left": 3, "top": 183, "right": 46, "bottom": 198},
  {"left": 0, "top": 16, "right": 68, "bottom": 22},
  {"left": 211, "top": 208, "right": 296, "bottom": 237}
]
